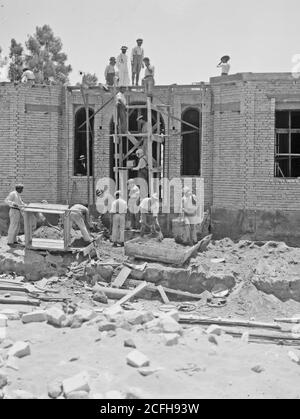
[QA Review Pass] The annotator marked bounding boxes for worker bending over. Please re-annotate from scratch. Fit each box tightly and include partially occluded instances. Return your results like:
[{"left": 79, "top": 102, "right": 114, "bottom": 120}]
[
  {"left": 70, "top": 204, "right": 93, "bottom": 243},
  {"left": 111, "top": 191, "right": 127, "bottom": 247},
  {"left": 5, "top": 184, "right": 26, "bottom": 246},
  {"left": 139, "top": 193, "right": 163, "bottom": 241}
]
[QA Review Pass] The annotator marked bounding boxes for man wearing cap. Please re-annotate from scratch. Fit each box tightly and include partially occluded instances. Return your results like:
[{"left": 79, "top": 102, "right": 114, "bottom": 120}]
[
  {"left": 76, "top": 155, "right": 87, "bottom": 176},
  {"left": 128, "top": 179, "right": 140, "bottom": 229},
  {"left": 181, "top": 187, "right": 199, "bottom": 245},
  {"left": 116, "top": 46, "right": 130, "bottom": 87},
  {"left": 105, "top": 57, "right": 117, "bottom": 87},
  {"left": 110, "top": 191, "right": 127, "bottom": 247},
  {"left": 70, "top": 204, "right": 93, "bottom": 243},
  {"left": 132, "top": 148, "right": 148, "bottom": 184},
  {"left": 131, "top": 39, "right": 144, "bottom": 86},
  {"left": 5, "top": 184, "right": 26, "bottom": 246},
  {"left": 139, "top": 193, "right": 163, "bottom": 241},
  {"left": 217, "top": 56, "right": 231, "bottom": 76}
]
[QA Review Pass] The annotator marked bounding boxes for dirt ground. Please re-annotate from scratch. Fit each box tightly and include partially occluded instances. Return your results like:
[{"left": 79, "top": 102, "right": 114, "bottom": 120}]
[{"left": 1, "top": 235, "right": 300, "bottom": 399}]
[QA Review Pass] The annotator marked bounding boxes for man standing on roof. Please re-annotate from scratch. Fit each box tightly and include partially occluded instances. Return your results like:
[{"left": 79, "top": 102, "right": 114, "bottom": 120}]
[
  {"left": 217, "top": 56, "right": 231, "bottom": 76},
  {"left": 69, "top": 204, "right": 93, "bottom": 243},
  {"left": 131, "top": 38, "right": 144, "bottom": 86},
  {"left": 116, "top": 46, "right": 130, "bottom": 87},
  {"left": 5, "top": 184, "right": 26, "bottom": 246},
  {"left": 105, "top": 57, "right": 117, "bottom": 87},
  {"left": 139, "top": 193, "right": 163, "bottom": 241},
  {"left": 142, "top": 57, "right": 155, "bottom": 99}
]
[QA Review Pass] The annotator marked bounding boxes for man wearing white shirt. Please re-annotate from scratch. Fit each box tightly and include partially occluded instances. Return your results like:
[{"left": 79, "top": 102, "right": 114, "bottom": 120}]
[
  {"left": 111, "top": 191, "right": 128, "bottom": 247},
  {"left": 21, "top": 68, "right": 35, "bottom": 84},
  {"left": 5, "top": 184, "right": 26, "bottom": 246},
  {"left": 143, "top": 57, "right": 155, "bottom": 98},
  {"left": 139, "top": 193, "right": 163, "bottom": 241},
  {"left": 131, "top": 39, "right": 144, "bottom": 86},
  {"left": 128, "top": 179, "right": 140, "bottom": 229},
  {"left": 217, "top": 56, "right": 231, "bottom": 76}
]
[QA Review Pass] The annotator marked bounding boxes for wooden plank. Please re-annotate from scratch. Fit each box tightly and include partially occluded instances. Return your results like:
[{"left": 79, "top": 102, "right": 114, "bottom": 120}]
[
  {"left": 111, "top": 267, "right": 132, "bottom": 288},
  {"left": 94, "top": 286, "right": 129, "bottom": 300},
  {"left": 178, "top": 316, "right": 281, "bottom": 330},
  {"left": 274, "top": 317, "right": 300, "bottom": 324},
  {"left": 0, "top": 296, "right": 40, "bottom": 306},
  {"left": 157, "top": 285, "right": 170, "bottom": 304},
  {"left": 115, "top": 281, "right": 148, "bottom": 306}
]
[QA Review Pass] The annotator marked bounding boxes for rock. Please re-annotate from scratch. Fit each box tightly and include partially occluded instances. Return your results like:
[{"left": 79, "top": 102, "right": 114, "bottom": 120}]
[
  {"left": 63, "top": 371, "right": 90, "bottom": 397},
  {"left": 70, "top": 319, "right": 83, "bottom": 329},
  {"left": 164, "top": 333, "right": 179, "bottom": 346},
  {"left": 95, "top": 265, "right": 114, "bottom": 282},
  {"left": 105, "top": 390, "right": 124, "bottom": 399},
  {"left": 0, "top": 373, "right": 8, "bottom": 389},
  {"left": 48, "top": 381, "right": 63, "bottom": 399},
  {"left": 164, "top": 310, "right": 180, "bottom": 322},
  {"left": 5, "top": 356, "right": 19, "bottom": 371},
  {"left": 22, "top": 310, "right": 47, "bottom": 324},
  {"left": 0, "top": 314, "right": 7, "bottom": 327},
  {"left": 104, "top": 305, "right": 124, "bottom": 319},
  {"left": 8, "top": 341, "right": 31, "bottom": 358},
  {"left": 93, "top": 291, "right": 108, "bottom": 304},
  {"left": 46, "top": 307, "right": 66, "bottom": 328},
  {"left": 124, "top": 311, "right": 154, "bottom": 326},
  {"left": 66, "top": 391, "right": 89, "bottom": 399},
  {"left": 138, "top": 367, "right": 161, "bottom": 377},
  {"left": 10, "top": 390, "right": 37, "bottom": 399},
  {"left": 206, "top": 325, "right": 224, "bottom": 336},
  {"left": 98, "top": 321, "right": 117, "bottom": 332},
  {"left": 61, "top": 316, "right": 74, "bottom": 328},
  {"left": 208, "top": 335, "right": 218, "bottom": 346},
  {"left": 126, "top": 350, "right": 150, "bottom": 368},
  {"left": 144, "top": 319, "right": 162, "bottom": 333},
  {"left": 73, "top": 309, "right": 96, "bottom": 324},
  {"left": 288, "top": 351, "right": 300, "bottom": 364},
  {"left": 251, "top": 365, "right": 264, "bottom": 374},
  {"left": 160, "top": 317, "right": 182, "bottom": 335},
  {"left": 124, "top": 339, "right": 136, "bottom": 349}
]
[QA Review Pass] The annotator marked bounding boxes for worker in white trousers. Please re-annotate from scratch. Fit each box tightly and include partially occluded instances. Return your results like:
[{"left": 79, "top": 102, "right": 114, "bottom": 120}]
[
  {"left": 5, "top": 184, "right": 26, "bottom": 246},
  {"left": 111, "top": 191, "right": 128, "bottom": 247},
  {"left": 70, "top": 204, "right": 93, "bottom": 243}
]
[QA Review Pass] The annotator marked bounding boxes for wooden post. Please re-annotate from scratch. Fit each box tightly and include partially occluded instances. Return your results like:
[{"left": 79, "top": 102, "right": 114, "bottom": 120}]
[
  {"left": 85, "top": 93, "right": 91, "bottom": 212},
  {"left": 147, "top": 97, "right": 153, "bottom": 196},
  {"left": 113, "top": 84, "right": 119, "bottom": 190}
]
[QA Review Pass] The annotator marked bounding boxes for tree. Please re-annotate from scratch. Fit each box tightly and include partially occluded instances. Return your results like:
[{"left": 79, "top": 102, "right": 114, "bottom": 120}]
[
  {"left": 82, "top": 73, "right": 98, "bottom": 88},
  {"left": 8, "top": 39, "right": 24, "bottom": 82},
  {"left": 25, "top": 24, "right": 72, "bottom": 84}
]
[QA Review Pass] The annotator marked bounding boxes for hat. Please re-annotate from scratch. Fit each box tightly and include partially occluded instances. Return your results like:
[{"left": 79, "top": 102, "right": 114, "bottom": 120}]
[
  {"left": 128, "top": 179, "right": 135, "bottom": 185},
  {"left": 151, "top": 193, "right": 159, "bottom": 201},
  {"left": 183, "top": 186, "right": 191, "bottom": 194},
  {"left": 136, "top": 149, "right": 144, "bottom": 157},
  {"left": 220, "top": 55, "right": 230, "bottom": 63},
  {"left": 15, "top": 183, "right": 24, "bottom": 190},
  {"left": 137, "top": 38, "right": 143, "bottom": 42},
  {"left": 79, "top": 155, "right": 85, "bottom": 161},
  {"left": 121, "top": 46, "right": 128, "bottom": 50},
  {"left": 109, "top": 57, "right": 116, "bottom": 62}
]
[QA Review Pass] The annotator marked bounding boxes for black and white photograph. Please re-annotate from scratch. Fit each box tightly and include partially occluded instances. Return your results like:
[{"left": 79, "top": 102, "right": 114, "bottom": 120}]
[{"left": 0, "top": 0, "right": 300, "bottom": 403}]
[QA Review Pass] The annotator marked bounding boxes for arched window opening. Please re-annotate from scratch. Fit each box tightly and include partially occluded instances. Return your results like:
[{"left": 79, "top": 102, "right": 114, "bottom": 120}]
[
  {"left": 74, "top": 107, "right": 94, "bottom": 176},
  {"left": 181, "top": 108, "right": 201, "bottom": 176}
]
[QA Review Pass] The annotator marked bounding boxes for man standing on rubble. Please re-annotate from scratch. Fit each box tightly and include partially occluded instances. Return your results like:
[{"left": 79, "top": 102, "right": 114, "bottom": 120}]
[
  {"left": 110, "top": 191, "right": 127, "bottom": 247},
  {"left": 181, "top": 187, "right": 199, "bottom": 245},
  {"left": 131, "top": 38, "right": 144, "bottom": 86},
  {"left": 5, "top": 184, "right": 26, "bottom": 246},
  {"left": 139, "top": 193, "right": 163, "bottom": 241},
  {"left": 69, "top": 204, "right": 93, "bottom": 243}
]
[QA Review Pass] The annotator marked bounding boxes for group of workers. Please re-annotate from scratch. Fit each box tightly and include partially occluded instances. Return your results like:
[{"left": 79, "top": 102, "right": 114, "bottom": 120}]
[{"left": 104, "top": 39, "right": 155, "bottom": 93}]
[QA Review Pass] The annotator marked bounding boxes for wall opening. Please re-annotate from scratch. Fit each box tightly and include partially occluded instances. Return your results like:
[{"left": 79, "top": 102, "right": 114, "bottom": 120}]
[
  {"left": 275, "top": 110, "right": 300, "bottom": 178},
  {"left": 181, "top": 108, "right": 201, "bottom": 176},
  {"left": 74, "top": 107, "right": 94, "bottom": 176}
]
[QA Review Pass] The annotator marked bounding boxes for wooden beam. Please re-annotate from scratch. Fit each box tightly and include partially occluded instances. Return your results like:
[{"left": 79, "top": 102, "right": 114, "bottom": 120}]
[
  {"left": 178, "top": 316, "right": 281, "bottom": 330},
  {"left": 157, "top": 285, "right": 170, "bottom": 304},
  {"left": 115, "top": 281, "right": 148, "bottom": 306},
  {"left": 111, "top": 267, "right": 132, "bottom": 288}
]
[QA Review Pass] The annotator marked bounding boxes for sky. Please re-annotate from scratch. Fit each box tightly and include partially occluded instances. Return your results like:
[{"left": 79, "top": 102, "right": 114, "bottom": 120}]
[{"left": 0, "top": 0, "right": 300, "bottom": 85}]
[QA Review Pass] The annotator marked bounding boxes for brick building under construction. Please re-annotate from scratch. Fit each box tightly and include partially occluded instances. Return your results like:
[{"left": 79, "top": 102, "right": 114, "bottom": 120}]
[{"left": 1, "top": 72, "right": 300, "bottom": 245}]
